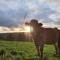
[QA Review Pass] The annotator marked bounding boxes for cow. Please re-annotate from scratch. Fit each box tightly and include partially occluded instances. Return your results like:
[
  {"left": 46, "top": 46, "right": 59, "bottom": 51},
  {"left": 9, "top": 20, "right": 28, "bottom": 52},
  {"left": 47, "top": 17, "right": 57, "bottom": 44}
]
[{"left": 25, "top": 19, "right": 59, "bottom": 60}]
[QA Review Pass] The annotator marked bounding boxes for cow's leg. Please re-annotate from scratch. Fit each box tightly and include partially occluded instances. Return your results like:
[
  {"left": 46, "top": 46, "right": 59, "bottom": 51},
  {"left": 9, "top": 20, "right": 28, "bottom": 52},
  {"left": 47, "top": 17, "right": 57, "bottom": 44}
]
[
  {"left": 54, "top": 43, "right": 58, "bottom": 56},
  {"left": 57, "top": 37, "right": 60, "bottom": 58},
  {"left": 40, "top": 44, "right": 44, "bottom": 60},
  {"left": 35, "top": 44, "right": 40, "bottom": 60}
]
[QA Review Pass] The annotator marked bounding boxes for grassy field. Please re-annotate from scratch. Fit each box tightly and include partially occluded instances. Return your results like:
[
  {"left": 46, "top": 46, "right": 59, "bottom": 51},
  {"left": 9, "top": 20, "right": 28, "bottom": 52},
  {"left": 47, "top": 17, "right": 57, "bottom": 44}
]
[{"left": 0, "top": 40, "right": 58, "bottom": 60}]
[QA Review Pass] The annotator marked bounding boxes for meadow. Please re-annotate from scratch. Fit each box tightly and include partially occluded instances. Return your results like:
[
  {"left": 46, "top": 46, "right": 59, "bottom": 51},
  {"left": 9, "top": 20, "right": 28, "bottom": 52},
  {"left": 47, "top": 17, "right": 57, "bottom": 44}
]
[{"left": 0, "top": 40, "right": 58, "bottom": 60}]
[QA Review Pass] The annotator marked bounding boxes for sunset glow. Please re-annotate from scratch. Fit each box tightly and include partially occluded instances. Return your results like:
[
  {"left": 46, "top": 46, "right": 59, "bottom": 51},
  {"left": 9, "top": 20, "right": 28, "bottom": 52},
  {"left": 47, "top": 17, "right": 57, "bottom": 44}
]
[
  {"left": 23, "top": 25, "right": 31, "bottom": 32},
  {"left": 0, "top": 25, "right": 32, "bottom": 33}
]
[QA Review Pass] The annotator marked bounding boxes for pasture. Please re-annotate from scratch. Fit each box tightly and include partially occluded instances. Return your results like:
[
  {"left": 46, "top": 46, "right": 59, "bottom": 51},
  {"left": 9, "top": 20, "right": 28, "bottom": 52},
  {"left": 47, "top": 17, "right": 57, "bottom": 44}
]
[{"left": 0, "top": 40, "right": 58, "bottom": 60}]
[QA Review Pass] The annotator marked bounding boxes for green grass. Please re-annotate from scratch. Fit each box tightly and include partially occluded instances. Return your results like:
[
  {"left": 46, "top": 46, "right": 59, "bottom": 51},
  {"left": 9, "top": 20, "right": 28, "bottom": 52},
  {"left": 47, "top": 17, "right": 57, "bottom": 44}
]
[{"left": 0, "top": 40, "right": 58, "bottom": 60}]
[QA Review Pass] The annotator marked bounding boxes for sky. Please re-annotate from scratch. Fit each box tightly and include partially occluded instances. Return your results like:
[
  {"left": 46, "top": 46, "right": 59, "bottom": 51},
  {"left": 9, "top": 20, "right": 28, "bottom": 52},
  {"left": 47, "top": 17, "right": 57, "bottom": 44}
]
[{"left": 0, "top": 0, "right": 60, "bottom": 32}]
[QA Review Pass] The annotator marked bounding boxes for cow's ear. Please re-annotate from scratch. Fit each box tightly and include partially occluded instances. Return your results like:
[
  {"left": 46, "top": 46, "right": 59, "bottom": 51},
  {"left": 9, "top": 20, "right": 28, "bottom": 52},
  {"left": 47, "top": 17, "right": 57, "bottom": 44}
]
[
  {"left": 38, "top": 23, "right": 43, "bottom": 27},
  {"left": 25, "top": 22, "right": 30, "bottom": 25}
]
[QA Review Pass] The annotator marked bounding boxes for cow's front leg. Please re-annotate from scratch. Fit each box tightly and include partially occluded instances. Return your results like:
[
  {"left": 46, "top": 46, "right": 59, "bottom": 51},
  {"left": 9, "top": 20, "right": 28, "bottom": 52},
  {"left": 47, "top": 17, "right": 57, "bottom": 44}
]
[
  {"left": 40, "top": 44, "right": 44, "bottom": 60},
  {"left": 35, "top": 44, "right": 41, "bottom": 60}
]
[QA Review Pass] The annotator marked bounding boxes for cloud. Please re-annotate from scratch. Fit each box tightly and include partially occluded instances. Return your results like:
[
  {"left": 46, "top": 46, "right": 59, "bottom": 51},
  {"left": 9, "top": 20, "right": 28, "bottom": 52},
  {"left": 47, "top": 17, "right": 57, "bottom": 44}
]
[{"left": 0, "top": 26, "right": 24, "bottom": 33}]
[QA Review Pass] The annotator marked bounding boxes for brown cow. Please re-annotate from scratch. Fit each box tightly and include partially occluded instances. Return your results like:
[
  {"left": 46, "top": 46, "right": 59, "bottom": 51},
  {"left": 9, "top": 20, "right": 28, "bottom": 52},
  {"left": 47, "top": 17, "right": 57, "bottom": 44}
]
[{"left": 25, "top": 19, "right": 59, "bottom": 60}]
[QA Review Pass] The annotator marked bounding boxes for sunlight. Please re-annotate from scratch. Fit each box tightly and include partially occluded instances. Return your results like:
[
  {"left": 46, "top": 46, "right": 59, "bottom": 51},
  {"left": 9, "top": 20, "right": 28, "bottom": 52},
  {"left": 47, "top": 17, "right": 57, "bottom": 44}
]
[
  {"left": 24, "top": 25, "right": 31, "bottom": 32},
  {"left": 23, "top": 25, "right": 33, "bottom": 33}
]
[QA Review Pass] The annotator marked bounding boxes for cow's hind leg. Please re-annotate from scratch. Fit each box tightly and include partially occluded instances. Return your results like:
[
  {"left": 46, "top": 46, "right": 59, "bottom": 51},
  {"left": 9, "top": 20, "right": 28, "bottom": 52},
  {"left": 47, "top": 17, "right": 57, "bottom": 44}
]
[{"left": 58, "top": 39, "right": 60, "bottom": 58}]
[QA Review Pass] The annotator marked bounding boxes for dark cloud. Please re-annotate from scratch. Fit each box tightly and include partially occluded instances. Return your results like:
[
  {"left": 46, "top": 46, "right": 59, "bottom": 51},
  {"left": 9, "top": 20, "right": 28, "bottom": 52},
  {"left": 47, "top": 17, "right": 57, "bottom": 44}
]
[
  {"left": 0, "top": 8, "right": 28, "bottom": 27},
  {"left": 0, "top": 17, "right": 20, "bottom": 27}
]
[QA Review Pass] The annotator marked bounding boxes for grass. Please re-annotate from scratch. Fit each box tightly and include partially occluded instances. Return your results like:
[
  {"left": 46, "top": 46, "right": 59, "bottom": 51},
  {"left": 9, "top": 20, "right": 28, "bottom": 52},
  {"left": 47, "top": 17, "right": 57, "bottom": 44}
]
[{"left": 0, "top": 40, "right": 59, "bottom": 60}]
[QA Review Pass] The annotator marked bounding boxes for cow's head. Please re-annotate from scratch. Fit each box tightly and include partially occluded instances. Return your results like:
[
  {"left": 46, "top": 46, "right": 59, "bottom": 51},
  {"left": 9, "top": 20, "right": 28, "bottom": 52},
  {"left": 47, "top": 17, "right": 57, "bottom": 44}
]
[
  {"left": 25, "top": 19, "right": 38, "bottom": 26},
  {"left": 30, "top": 19, "right": 38, "bottom": 27},
  {"left": 25, "top": 19, "right": 43, "bottom": 32},
  {"left": 25, "top": 19, "right": 38, "bottom": 32}
]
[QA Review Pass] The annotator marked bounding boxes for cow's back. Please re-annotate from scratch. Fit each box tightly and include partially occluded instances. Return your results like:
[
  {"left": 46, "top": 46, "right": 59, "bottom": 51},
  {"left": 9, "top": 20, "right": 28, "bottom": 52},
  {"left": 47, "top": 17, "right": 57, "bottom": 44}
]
[{"left": 44, "top": 28, "right": 58, "bottom": 44}]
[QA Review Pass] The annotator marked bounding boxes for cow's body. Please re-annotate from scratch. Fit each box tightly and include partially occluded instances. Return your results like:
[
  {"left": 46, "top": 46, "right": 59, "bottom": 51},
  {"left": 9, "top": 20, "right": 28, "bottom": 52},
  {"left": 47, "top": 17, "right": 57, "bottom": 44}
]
[
  {"left": 33, "top": 27, "right": 58, "bottom": 44},
  {"left": 31, "top": 26, "right": 59, "bottom": 59}
]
